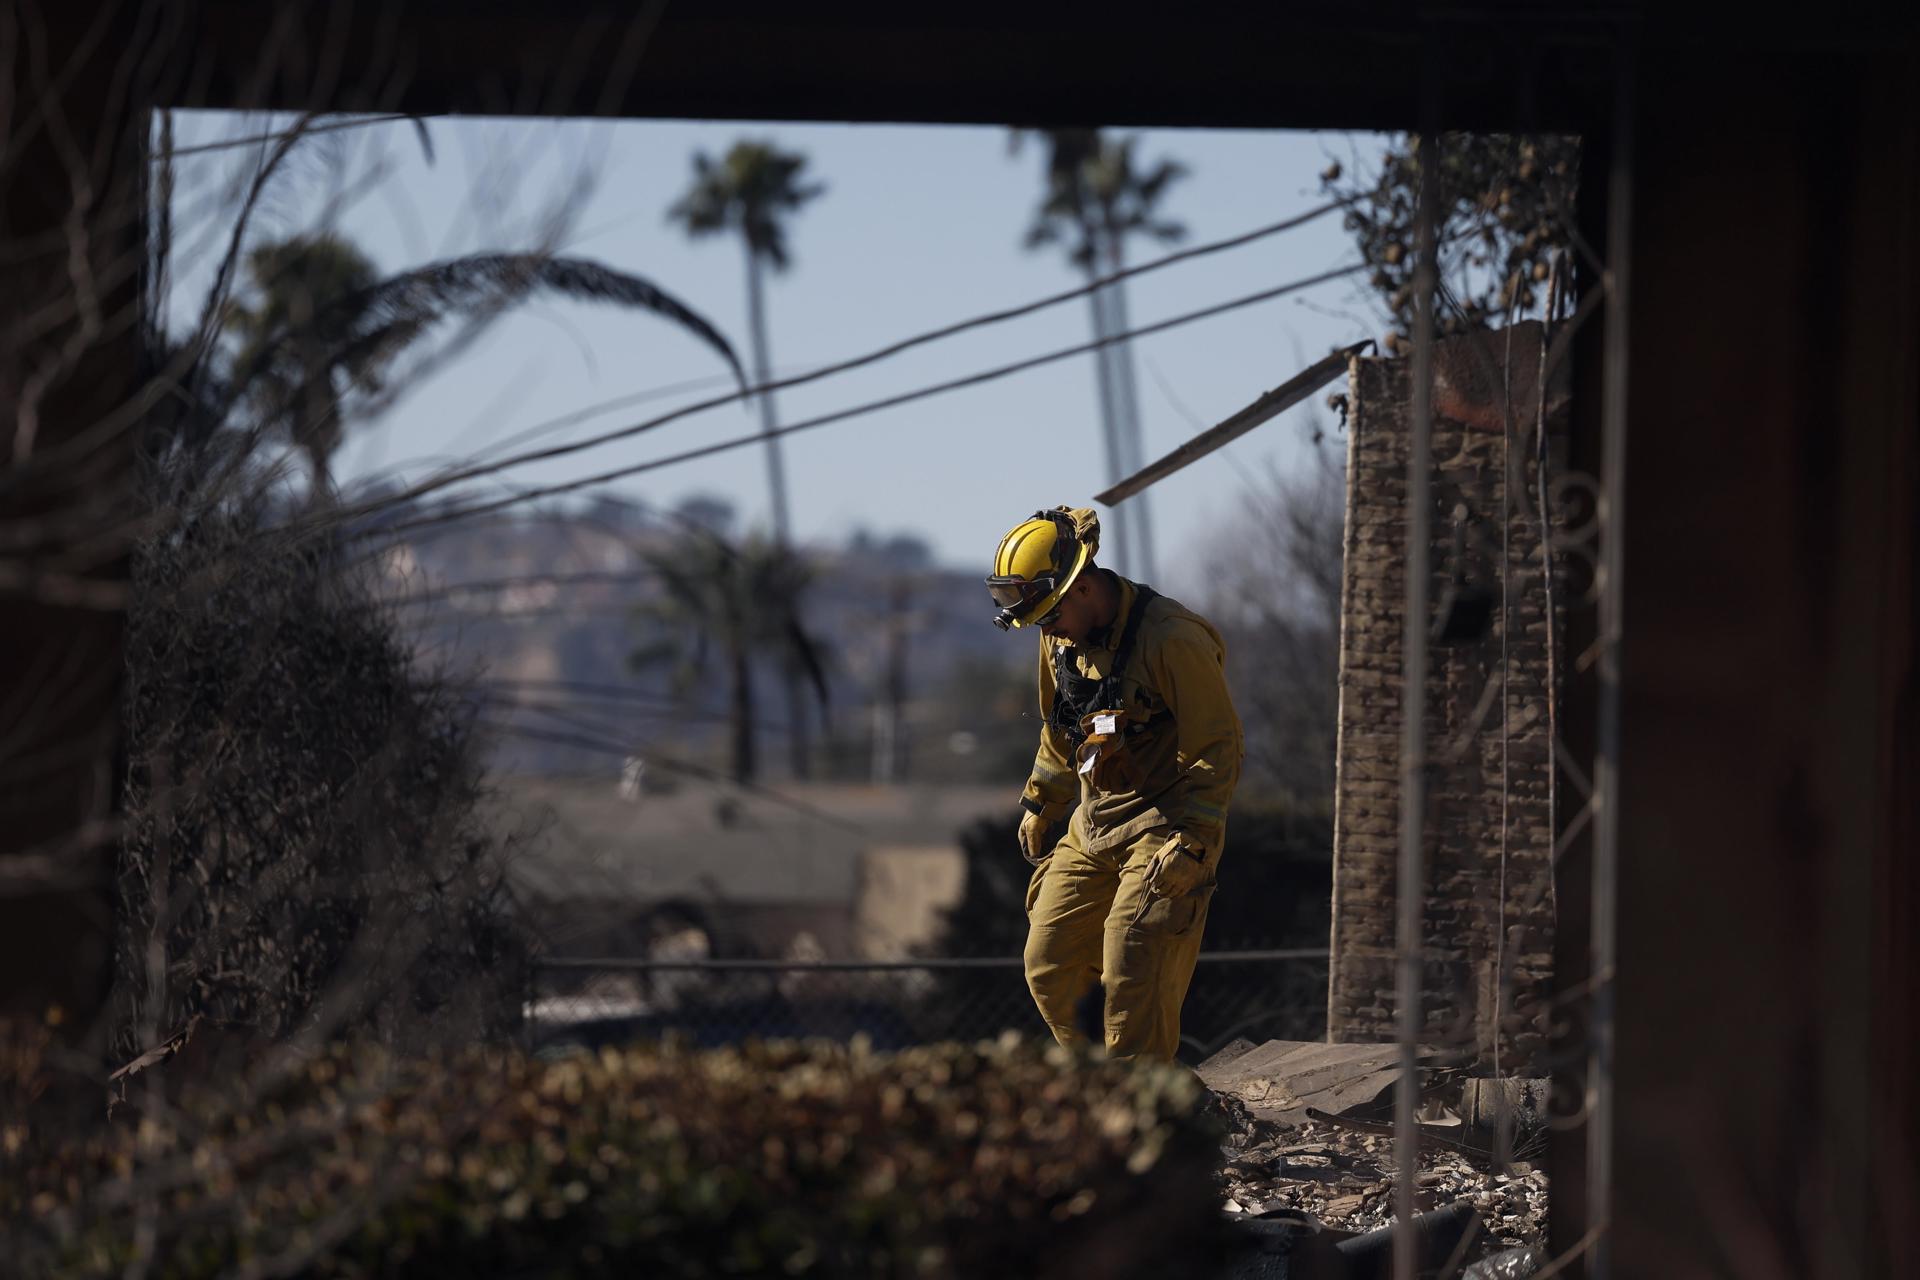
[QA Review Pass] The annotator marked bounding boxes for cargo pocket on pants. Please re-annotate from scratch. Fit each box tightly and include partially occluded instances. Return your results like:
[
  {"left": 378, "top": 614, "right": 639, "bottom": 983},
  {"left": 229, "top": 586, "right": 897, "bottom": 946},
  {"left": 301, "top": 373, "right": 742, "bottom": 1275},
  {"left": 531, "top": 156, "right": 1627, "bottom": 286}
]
[
  {"left": 1129, "top": 881, "right": 1215, "bottom": 936},
  {"left": 1025, "top": 859, "right": 1050, "bottom": 918}
]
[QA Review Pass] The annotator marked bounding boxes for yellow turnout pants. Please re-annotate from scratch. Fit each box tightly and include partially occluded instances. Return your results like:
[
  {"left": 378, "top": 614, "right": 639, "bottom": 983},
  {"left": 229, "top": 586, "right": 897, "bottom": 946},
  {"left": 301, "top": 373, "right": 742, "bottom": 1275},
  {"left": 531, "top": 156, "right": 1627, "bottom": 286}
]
[{"left": 1022, "top": 824, "right": 1216, "bottom": 1062}]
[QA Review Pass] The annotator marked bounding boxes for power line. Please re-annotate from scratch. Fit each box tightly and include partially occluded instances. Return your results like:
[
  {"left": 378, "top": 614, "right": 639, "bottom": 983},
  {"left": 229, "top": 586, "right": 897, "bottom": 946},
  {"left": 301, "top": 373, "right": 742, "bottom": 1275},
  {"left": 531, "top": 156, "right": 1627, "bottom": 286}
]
[
  {"left": 476, "top": 719, "right": 864, "bottom": 833},
  {"left": 474, "top": 681, "right": 778, "bottom": 722},
  {"left": 458, "top": 370, "right": 771, "bottom": 470},
  {"left": 372, "top": 259, "right": 1374, "bottom": 540},
  {"left": 378, "top": 569, "right": 658, "bottom": 610},
  {"left": 351, "top": 335, "right": 787, "bottom": 497},
  {"left": 482, "top": 695, "right": 751, "bottom": 743},
  {"left": 412, "top": 603, "right": 648, "bottom": 624},
  {"left": 476, "top": 678, "right": 695, "bottom": 705},
  {"left": 158, "top": 113, "right": 437, "bottom": 160},
  {"left": 314, "top": 197, "right": 1359, "bottom": 532},
  {"left": 480, "top": 693, "right": 784, "bottom": 733},
  {"left": 486, "top": 698, "right": 647, "bottom": 742}
]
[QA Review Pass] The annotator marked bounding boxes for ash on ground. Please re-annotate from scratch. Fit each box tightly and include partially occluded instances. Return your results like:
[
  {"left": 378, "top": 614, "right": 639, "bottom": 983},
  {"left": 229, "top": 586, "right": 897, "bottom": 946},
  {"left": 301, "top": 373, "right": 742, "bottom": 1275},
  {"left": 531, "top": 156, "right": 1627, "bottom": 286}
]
[{"left": 1199, "top": 1039, "right": 1550, "bottom": 1262}]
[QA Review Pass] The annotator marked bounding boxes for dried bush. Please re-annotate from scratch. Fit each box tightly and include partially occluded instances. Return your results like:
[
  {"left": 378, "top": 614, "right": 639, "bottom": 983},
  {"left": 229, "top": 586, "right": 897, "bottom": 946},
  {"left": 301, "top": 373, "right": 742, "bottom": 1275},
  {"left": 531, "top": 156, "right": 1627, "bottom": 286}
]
[
  {"left": 1200, "top": 440, "right": 1344, "bottom": 814},
  {"left": 113, "top": 474, "right": 530, "bottom": 1061},
  {"left": 8, "top": 1033, "right": 1226, "bottom": 1279},
  {"left": 1321, "top": 133, "right": 1580, "bottom": 348}
]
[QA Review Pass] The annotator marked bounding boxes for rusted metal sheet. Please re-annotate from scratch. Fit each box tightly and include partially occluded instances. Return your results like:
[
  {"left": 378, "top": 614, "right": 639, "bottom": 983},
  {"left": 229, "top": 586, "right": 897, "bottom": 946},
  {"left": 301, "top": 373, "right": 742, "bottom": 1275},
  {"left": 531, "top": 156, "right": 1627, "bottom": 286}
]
[{"left": 1199, "top": 1038, "right": 1446, "bottom": 1126}]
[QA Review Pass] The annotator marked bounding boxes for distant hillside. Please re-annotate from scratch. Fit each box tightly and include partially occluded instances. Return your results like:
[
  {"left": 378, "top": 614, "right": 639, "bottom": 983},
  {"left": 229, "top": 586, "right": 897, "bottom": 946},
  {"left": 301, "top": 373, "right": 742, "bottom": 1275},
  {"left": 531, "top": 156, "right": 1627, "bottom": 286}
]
[{"left": 370, "top": 497, "right": 1035, "bottom": 785}]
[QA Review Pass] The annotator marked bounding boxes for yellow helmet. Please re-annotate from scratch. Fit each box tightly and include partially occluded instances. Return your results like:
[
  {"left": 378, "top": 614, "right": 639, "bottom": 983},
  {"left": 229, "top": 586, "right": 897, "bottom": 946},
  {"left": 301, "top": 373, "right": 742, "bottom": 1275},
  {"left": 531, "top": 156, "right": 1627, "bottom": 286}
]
[{"left": 986, "top": 507, "right": 1099, "bottom": 630}]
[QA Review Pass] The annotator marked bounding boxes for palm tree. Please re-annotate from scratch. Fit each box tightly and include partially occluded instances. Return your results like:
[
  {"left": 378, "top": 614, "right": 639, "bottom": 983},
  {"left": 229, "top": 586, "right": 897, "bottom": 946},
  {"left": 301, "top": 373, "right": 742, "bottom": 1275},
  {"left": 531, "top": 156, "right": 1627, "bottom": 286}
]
[
  {"left": 222, "top": 235, "right": 380, "bottom": 498},
  {"left": 628, "top": 528, "right": 830, "bottom": 785},
  {"left": 667, "top": 140, "right": 824, "bottom": 547},
  {"left": 1020, "top": 129, "right": 1187, "bottom": 583},
  {"left": 668, "top": 139, "right": 826, "bottom": 778},
  {"left": 222, "top": 232, "right": 744, "bottom": 501}
]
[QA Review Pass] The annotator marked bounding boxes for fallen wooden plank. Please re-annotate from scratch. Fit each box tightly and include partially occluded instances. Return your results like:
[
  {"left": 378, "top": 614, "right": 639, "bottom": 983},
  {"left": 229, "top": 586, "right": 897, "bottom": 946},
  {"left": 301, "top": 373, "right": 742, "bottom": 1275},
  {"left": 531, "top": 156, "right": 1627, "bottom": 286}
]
[{"left": 1094, "top": 341, "right": 1371, "bottom": 506}]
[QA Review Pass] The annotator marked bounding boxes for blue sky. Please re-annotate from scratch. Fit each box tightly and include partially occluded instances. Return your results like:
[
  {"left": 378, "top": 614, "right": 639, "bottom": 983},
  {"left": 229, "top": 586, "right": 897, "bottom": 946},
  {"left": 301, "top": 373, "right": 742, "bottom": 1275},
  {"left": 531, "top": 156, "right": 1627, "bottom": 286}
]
[{"left": 164, "top": 113, "right": 1390, "bottom": 598}]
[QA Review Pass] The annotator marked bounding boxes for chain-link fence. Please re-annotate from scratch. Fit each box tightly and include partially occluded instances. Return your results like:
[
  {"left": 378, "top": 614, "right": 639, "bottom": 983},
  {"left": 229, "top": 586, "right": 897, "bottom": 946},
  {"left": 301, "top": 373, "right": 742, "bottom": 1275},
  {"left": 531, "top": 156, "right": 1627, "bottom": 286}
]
[{"left": 528, "top": 951, "right": 1328, "bottom": 1064}]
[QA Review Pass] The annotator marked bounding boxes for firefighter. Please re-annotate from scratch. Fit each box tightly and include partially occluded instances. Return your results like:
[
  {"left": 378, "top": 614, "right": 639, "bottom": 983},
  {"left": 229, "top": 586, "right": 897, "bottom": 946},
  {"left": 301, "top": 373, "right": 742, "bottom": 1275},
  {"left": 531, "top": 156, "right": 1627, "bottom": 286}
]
[{"left": 987, "top": 505, "right": 1243, "bottom": 1062}]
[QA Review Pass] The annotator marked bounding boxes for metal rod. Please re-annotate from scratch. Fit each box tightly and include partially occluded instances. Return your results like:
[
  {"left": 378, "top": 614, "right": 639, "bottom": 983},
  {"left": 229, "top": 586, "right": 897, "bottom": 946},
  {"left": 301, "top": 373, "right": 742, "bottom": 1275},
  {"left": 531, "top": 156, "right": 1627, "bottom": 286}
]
[
  {"left": 1537, "top": 254, "right": 1565, "bottom": 908},
  {"left": 1587, "top": 39, "right": 1636, "bottom": 1280},
  {"left": 1395, "top": 103, "right": 1443, "bottom": 1280},
  {"left": 1095, "top": 340, "right": 1369, "bottom": 505},
  {"left": 1496, "top": 294, "right": 1516, "bottom": 1100},
  {"left": 533, "top": 948, "right": 1331, "bottom": 974}
]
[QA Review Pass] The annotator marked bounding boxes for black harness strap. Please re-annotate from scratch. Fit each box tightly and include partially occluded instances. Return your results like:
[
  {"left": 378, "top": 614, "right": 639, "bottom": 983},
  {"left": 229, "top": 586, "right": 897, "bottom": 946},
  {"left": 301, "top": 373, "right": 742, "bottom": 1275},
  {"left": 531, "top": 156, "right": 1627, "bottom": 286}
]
[{"left": 1048, "top": 581, "right": 1160, "bottom": 750}]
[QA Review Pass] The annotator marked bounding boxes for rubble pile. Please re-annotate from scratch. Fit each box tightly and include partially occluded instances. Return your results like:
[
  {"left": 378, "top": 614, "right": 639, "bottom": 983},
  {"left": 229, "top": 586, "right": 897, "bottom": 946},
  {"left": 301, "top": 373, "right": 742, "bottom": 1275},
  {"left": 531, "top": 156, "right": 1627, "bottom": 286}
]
[
  {"left": 1216, "top": 1115, "right": 1548, "bottom": 1248},
  {"left": 1201, "top": 1038, "right": 1550, "bottom": 1264}
]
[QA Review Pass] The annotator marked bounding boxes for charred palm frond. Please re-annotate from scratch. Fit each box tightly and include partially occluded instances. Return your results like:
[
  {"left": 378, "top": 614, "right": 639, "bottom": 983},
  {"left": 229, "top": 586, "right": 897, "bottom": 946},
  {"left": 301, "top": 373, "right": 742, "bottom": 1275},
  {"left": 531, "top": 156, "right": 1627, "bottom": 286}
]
[
  {"left": 340, "top": 253, "right": 745, "bottom": 387},
  {"left": 228, "top": 249, "right": 745, "bottom": 408},
  {"left": 211, "top": 240, "right": 746, "bottom": 500}
]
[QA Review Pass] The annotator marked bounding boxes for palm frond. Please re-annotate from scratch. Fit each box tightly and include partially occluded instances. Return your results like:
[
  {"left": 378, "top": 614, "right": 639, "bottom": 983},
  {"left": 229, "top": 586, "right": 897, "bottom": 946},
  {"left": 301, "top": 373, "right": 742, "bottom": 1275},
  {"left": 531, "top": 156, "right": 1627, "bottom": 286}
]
[
  {"left": 408, "top": 116, "right": 436, "bottom": 165},
  {"left": 1023, "top": 223, "right": 1062, "bottom": 252},
  {"left": 627, "top": 637, "right": 683, "bottom": 671},
  {"left": 671, "top": 140, "right": 823, "bottom": 274},
  {"left": 1019, "top": 128, "right": 1187, "bottom": 267},
  {"left": 667, "top": 152, "right": 734, "bottom": 236},
  {"left": 1134, "top": 160, "right": 1187, "bottom": 210},
  {"left": 320, "top": 317, "right": 434, "bottom": 396},
  {"left": 342, "top": 254, "right": 747, "bottom": 390},
  {"left": 1145, "top": 218, "right": 1188, "bottom": 245},
  {"left": 784, "top": 616, "right": 831, "bottom": 710}
]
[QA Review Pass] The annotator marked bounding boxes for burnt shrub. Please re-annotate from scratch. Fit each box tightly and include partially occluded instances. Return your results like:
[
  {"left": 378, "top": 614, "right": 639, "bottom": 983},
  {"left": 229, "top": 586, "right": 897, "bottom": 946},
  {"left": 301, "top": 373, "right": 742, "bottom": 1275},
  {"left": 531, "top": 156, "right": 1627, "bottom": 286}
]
[
  {"left": 114, "top": 488, "right": 530, "bottom": 1061},
  {"left": 10, "top": 1032, "right": 1227, "bottom": 1279}
]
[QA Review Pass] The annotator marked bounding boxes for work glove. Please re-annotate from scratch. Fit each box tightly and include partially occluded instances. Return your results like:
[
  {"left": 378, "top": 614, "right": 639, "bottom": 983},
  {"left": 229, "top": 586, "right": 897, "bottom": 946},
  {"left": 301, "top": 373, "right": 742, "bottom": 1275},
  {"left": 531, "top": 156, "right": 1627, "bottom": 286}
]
[
  {"left": 1144, "top": 833, "right": 1208, "bottom": 899},
  {"left": 1017, "top": 810, "right": 1054, "bottom": 865}
]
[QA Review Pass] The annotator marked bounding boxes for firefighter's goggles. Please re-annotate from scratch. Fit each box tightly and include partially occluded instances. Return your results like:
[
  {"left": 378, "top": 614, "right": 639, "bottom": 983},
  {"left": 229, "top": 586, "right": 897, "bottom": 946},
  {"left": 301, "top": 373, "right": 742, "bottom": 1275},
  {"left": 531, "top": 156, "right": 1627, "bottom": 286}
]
[{"left": 988, "top": 575, "right": 1064, "bottom": 631}]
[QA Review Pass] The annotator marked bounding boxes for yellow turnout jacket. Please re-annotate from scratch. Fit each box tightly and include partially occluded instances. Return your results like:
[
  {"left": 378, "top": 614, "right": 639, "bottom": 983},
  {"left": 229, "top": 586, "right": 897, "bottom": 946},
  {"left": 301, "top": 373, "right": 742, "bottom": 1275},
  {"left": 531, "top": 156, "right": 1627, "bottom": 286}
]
[{"left": 1019, "top": 573, "right": 1244, "bottom": 859}]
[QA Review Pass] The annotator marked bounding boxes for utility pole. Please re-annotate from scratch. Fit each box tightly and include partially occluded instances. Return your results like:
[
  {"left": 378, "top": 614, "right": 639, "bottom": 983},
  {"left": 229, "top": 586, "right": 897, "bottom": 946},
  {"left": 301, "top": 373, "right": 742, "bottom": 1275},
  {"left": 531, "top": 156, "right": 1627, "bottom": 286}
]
[
  {"left": 1084, "top": 269, "right": 1133, "bottom": 576},
  {"left": 1100, "top": 262, "right": 1157, "bottom": 583},
  {"left": 871, "top": 579, "right": 911, "bottom": 784}
]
